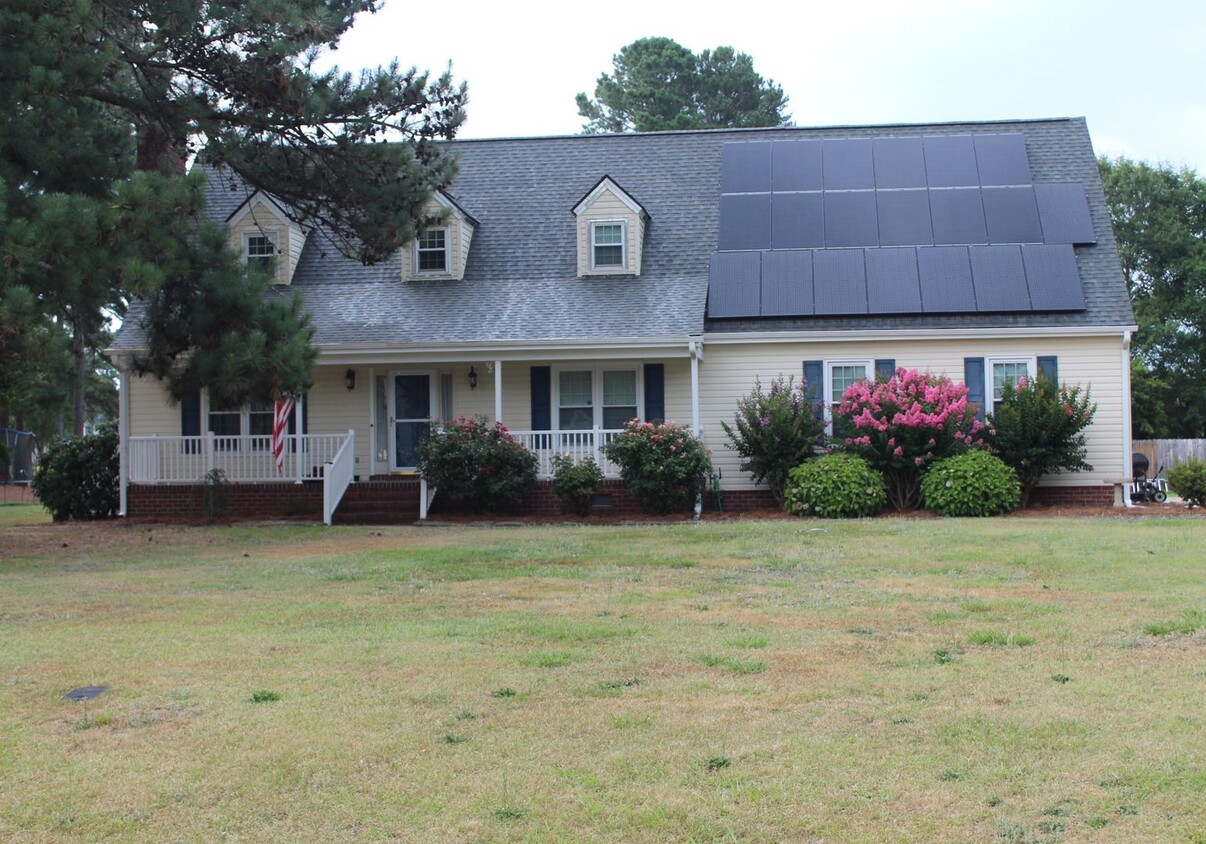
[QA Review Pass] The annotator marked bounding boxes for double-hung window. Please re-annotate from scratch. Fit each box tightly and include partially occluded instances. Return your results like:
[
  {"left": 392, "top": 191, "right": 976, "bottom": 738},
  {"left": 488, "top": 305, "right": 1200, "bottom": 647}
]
[
  {"left": 828, "top": 361, "right": 872, "bottom": 437},
  {"left": 416, "top": 228, "right": 449, "bottom": 273},
  {"left": 988, "top": 358, "right": 1033, "bottom": 415},
  {"left": 207, "top": 401, "right": 274, "bottom": 450},
  {"left": 590, "top": 222, "right": 625, "bottom": 270},
  {"left": 557, "top": 367, "right": 639, "bottom": 431},
  {"left": 244, "top": 232, "right": 278, "bottom": 269}
]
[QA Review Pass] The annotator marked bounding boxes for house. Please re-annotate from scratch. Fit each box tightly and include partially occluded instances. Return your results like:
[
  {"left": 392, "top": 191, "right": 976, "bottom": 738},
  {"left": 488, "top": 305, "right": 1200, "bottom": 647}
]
[{"left": 106, "top": 117, "right": 1136, "bottom": 522}]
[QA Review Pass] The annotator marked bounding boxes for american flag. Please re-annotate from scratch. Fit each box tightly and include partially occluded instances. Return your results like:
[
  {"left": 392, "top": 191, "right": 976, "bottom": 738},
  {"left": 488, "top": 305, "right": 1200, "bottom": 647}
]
[{"left": 272, "top": 398, "right": 294, "bottom": 473}]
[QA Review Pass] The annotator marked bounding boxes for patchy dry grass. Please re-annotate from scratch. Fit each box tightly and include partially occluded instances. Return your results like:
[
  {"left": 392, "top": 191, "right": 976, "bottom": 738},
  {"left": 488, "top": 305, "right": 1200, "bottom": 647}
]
[{"left": 0, "top": 517, "right": 1203, "bottom": 842}]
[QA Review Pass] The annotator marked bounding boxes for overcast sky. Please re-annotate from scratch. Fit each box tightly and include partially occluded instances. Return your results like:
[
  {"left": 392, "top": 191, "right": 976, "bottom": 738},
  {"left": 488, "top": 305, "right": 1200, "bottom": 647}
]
[{"left": 324, "top": 0, "right": 1204, "bottom": 170}]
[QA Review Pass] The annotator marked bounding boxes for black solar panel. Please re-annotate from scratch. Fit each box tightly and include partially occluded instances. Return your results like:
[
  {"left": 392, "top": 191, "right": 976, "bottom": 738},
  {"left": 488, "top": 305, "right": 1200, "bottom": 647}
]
[
  {"left": 813, "top": 249, "right": 867, "bottom": 314},
  {"left": 877, "top": 189, "right": 933, "bottom": 246},
  {"left": 824, "top": 191, "right": 879, "bottom": 247},
  {"left": 917, "top": 246, "right": 977, "bottom": 312},
  {"left": 873, "top": 137, "right": 927, "bottom": 189},
  {"left": 762, "top": 249, "right": 814, "bottom": 315},
  {"left": 923, "top": 135, "right": 979, "bottom": 187},
  {"left": 772, "top": 140, "right": 823, "bottom": 192},
  {"left": 982, "top": 186, "right": 1042, "bottom": 244},
  {"left": 708, "top": 251, "right": 762, "bottom": 317},
  {"left": 973, "top": 134, "right": 1032, "bottom": 186},
  {"left": 719, "top": 194, "right": 771, "bottom": 250},
  {"left": 1022, "top": 244, "right": 1086, "bottom": 310},
  {"left": 720, "top": 142, "right": 772, "bottom": 194},
  {"left": 822, "top": 138, "right": 875, "bottom": 190},
  {"left": 771, "top": 192, "right": 824, "bottom": 249},
  {"left": 930, "top": 188, "right": 988, "bottom": 245},
  {"left": 865, "top": 248, "right": 922, "bottom": 313},
  {"left": 969, "top": 245, "right": 1030, "bottom": 312},
  {"left": 1034, "top": 183, "right": 1096, "bottom": 244}
]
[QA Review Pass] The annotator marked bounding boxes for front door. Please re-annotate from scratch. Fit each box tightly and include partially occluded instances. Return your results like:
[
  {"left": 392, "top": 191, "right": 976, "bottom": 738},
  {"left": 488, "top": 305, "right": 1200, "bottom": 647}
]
[{"left": 391, "top": 373, "right": 432, "bottom": 471}]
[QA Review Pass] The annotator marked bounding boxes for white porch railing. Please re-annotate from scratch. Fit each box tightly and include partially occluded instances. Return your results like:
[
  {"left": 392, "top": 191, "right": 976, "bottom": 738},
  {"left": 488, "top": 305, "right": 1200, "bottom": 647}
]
[
  {"left": 323, "top": 430, "right": 355, "bottom": 525},
  {"left": 509, "top": 429, "right": 624, "bottom": 478},
  {"left": 129, "top": 433, "right": 351, "bottom": 484}
]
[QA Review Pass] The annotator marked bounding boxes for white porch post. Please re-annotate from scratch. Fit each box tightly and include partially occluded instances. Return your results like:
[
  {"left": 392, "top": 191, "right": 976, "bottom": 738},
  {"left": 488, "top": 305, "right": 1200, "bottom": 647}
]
[
  {"left": 367, "top": 366, "right": 375, "bottom": 478},
  {"left": 689, "top": 338, "right": 703, "bottom": 436},
  {"left": 117, "top": 368, "right": 129, "bottom": 517},
  {"left": 1121, "top": 330, "right": 1134, "bottom": 507},
  {"left": 295, "top": 393, "right": 306, "bottom": 485},
  {"left": 493, "top": 359, "right": 503, "bottom": 423}
]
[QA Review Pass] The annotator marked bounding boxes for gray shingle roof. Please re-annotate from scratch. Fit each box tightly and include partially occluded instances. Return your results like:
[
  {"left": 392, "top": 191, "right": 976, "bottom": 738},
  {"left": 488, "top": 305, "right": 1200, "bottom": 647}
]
[{"left": 111, "top": 117, "right": 1132, "bottom": 353}]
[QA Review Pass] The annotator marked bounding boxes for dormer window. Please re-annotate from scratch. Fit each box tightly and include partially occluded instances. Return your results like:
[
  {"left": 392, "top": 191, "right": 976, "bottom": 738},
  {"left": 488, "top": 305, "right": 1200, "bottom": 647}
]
[
  {"left": 417, "top": 228, "right": 449, "bottom": 273},
  {"left": 244, "top": 232, "right": 278, "bottom": 268},
  {"left": 591, "top": 222, "right": 626, "bottom": 270}
]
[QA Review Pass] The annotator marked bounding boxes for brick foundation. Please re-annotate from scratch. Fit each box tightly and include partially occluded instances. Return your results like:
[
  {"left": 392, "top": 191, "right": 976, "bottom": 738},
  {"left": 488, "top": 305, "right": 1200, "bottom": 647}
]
[
  {"left": 126, "top": 482, "right": 323, "bottom": 522},
  {"left": 1028, "top": 485, "right": 1116, "bottom": 507}
]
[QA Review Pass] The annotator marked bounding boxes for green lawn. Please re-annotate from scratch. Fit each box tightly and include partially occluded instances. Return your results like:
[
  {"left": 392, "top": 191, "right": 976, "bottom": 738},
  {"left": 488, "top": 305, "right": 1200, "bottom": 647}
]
[{"left": 1, "top": 517, "right": 1203, "bottom": 842}]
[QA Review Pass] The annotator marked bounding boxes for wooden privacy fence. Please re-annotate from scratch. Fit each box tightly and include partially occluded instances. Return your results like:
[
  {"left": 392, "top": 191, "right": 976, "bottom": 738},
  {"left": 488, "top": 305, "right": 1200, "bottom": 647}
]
[{"left": 1132, "top": 439, "right": 1206, "bottom": 471}]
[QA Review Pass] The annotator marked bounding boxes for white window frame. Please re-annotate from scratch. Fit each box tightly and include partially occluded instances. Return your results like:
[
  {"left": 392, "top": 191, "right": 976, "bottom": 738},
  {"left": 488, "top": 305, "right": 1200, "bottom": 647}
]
[
  {"left": 589, "top": 220, "right": 628, "bottom": 272},
  {"left": 986, "top": 356, "right": 1035, "bottom": 416},
  {"left": 204, "top": 398, "right": 278, "bottom": 451},
  {"left": 415, "top": 226, "right": 451, "bottom": 275},
  {"left": 552, "top": 365, "right": 642, "bottom": 431},
  {"left": 243, "top": 230, "right": 279, "bottom": 268},
  {"left": 825, "top": 359, "right": 873, "bottom": 436}
]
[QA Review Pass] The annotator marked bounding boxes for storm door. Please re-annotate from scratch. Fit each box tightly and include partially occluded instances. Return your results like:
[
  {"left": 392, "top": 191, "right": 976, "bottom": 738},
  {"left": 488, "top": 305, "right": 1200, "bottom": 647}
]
[{"left": 390, "top": 373, "right": 433, "bottom": 471}]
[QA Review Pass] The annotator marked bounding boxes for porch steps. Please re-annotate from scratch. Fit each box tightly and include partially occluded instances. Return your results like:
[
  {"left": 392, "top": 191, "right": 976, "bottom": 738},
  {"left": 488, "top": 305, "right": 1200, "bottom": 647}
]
[{"left": 331, "top": 479, "right": 422, "bottom": 525}]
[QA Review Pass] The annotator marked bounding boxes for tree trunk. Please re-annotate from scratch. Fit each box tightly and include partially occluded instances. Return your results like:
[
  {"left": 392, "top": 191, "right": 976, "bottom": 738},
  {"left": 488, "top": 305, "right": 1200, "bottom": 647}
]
[{"left": 72, "top": 325, "right": 87, "bottom": 436}]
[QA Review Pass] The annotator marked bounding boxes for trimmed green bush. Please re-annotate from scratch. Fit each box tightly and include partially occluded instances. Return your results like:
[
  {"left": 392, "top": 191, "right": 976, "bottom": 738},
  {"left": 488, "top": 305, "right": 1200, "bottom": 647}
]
[
  {"left": 921, "top": 450, "right": 1020, "bottom": 517},
  {"left": 31, "top": 424, "right": 119, "bottom": 521},
  {"left": 603, "top": 419, "right": 711, "bottom": 514},
  {"left": 551, "top": 454, "right": 604, "bottom": 516},
  {"left": 783, "top": 453, "right": 886, "bottom": 519},
  {"left": 1166, "top": 459, "right": 1206, "bottom": 508},
  {"left": 418, "top": 416, "right": 537, "bottom": 513}
]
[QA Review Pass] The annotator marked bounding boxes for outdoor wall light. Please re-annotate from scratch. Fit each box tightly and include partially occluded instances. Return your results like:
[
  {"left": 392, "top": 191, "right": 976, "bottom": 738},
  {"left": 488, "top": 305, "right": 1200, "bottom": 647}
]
[
  {"left": 345, "top": 368, "right": 356, "bottom": 392},
  {"left": 468, "top": 366, "right": 478, "bottom": 390}
]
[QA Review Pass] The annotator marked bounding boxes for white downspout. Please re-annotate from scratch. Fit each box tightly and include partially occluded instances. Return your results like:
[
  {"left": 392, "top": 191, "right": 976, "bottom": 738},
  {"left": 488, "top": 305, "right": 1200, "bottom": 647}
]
[
  {"left": 493, "top": 359, "right": 503, "bottom": 423},
  {"left": 118, "top": 367, "right": 130, "bottom": 517},
  {"left": 1121, "top": 330, "right": 1134, "bottom": 508}
]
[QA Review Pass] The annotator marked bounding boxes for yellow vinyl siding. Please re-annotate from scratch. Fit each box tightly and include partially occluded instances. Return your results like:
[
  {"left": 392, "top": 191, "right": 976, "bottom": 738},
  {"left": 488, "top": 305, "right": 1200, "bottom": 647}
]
[
  {"left": 400, "top": 197, "right": 471, "bottom": 281},
  {"left": 127, "top": 374, "right": 184, "bottom": 437},
  {"left": 576, "top": 189, "right": 644, "bottom": 276},
  {"left": 227, "top": 198, "right": 301, "bottom": 286},
  {"left": 698, "top": 335, "right": 1127, "bottom": 491}
]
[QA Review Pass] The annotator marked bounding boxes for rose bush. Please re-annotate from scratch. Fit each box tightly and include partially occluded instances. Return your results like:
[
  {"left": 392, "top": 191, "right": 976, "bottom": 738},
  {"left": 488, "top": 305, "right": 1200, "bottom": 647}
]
[{"left": 603, "top": 419, "right": 711, "bottom": 514}]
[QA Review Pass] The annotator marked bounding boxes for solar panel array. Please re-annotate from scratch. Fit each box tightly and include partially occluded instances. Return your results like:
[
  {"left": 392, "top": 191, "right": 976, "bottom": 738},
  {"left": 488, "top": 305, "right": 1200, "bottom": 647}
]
[{"left": 710, "top": 133, "right": 1095, "bottom": 318}]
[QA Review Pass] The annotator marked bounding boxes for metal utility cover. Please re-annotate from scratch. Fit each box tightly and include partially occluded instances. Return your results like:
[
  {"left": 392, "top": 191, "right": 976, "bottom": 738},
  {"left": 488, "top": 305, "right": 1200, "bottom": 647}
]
[
  {"left": 718, "top": 194, "right": 771, "bottom": 250},
  {"left": 1022, "top": 244, "right": 1086, "bottom": 310},
  {"left": 865, "top": 248, "right": 923, "bottom": 314},
  {"left": 930, "top": 188, "right": 988, "bottom": 245},
  {"left": 822, "top": 138, "right": 875, "bottom": 190},
  {"left": 1034, "top": 183, "right": 1096, "bottom": 244},
  {"left": 762, "top": 249, "right": 814, "bottom": 316},
  {"left": 824, "top": 191, "right": 879, "bottom": 248},
  {"left": 923, "top": 135, "right": 980, "bottom": 187},
  {"left": 917, "top": 246, "right": 978, "bottom": 312},
  {"left": 970, "top": 245, "right": 1031, "bottom": 312},
  {"left": 772, "top": 140, "right": 823, "bottom": 191},
  {"left": 708, "top": 251, "right": 762, "bottom": 318},
  {"left": 973, "top": 134, "right": 1032, "bottom": 186},
  {"left": 64, "top": 685, "right": 108, "bottom": 701},
  {"left": 813, "top": 249, "right": 868, "bottom": 315},
  {"left": 720, "top": 142, "right": 772, "bottom": 193},
  {"left": 872, "top": 137, "right": 928, "bottom": 189},
  {"left": 771, "top": 192, "right": 824, "bottom": 249},
  {"left": 876, "top": 189, "right": 934, "bottom": 247},
  {"left": 982, "top": 186, "right": 1043, "bottom": 244}
]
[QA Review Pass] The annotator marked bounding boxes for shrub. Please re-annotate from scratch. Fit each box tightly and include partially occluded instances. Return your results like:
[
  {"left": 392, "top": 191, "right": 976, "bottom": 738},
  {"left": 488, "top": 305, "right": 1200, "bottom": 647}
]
[
  {"left": 783, "top": 453, "right": 886, "bottom": 519},
  {"left": 603, "top": 419, "right": 711, "bottom": 514},
  {"left": 1166, "top": 458, "right": 1206, "bottom": 508},
  {"left": 921, "top": 450, "right": 1020, "bottom": 517},
  {"left": 551, "top": 454, "right": 604, "bottom": 516},
  {"left": 721, "top": 376, "right": 826, "bottom": 505},
  {"left": 989, "top": 373, "right": 1096, "bottom": 506},
  {"left": 30, "top": 424, "right": 119, "bottom": 521},
  {"left": 836, "top": 369, "right": 985, "bottom": 510},
  {"left": 417, "top": 416, "right": 537, "bottom": 513}
]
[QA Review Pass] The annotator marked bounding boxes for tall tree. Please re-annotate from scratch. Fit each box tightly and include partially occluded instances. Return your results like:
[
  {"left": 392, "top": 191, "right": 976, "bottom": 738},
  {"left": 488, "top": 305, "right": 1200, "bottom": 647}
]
[
  {"left": 1099, "top": 157, "right": 1206, "bottom": 438},
  {"left": 576, "top": 37, "right": 789, "bottom": 134},
  {"left": 1, "top": 1, "right": 467, "bottom": 433}
]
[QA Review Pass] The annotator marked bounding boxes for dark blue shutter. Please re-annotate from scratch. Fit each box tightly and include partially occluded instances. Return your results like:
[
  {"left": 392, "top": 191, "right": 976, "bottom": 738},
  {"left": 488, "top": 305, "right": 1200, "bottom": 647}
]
[
  {"left": 530, "top": 366, "right": 551, "bottom": 431},
  {"left": 181, "top": 387, "right": 201, "bottom": 452},
  {"left": 874, "top": 359, "right": 896, "bottom": 381},
  {"left": 803, "top": 360, "right": 824, "bottom": 420},
  {"left": 643, "top": 363, "right": 665, "bottom": 422},
  {"left": 964, "top": 357, "right": 986, "bottom": 422},
  {"left": 1037, "top": 355, "right": 1058, "bottom": 385}
]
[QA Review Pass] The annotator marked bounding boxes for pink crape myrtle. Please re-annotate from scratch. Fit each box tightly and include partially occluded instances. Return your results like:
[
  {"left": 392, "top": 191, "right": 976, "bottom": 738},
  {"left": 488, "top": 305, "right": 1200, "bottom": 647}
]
[{"left": 835, "top": 368, "right": 987, "bottom": 509}]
